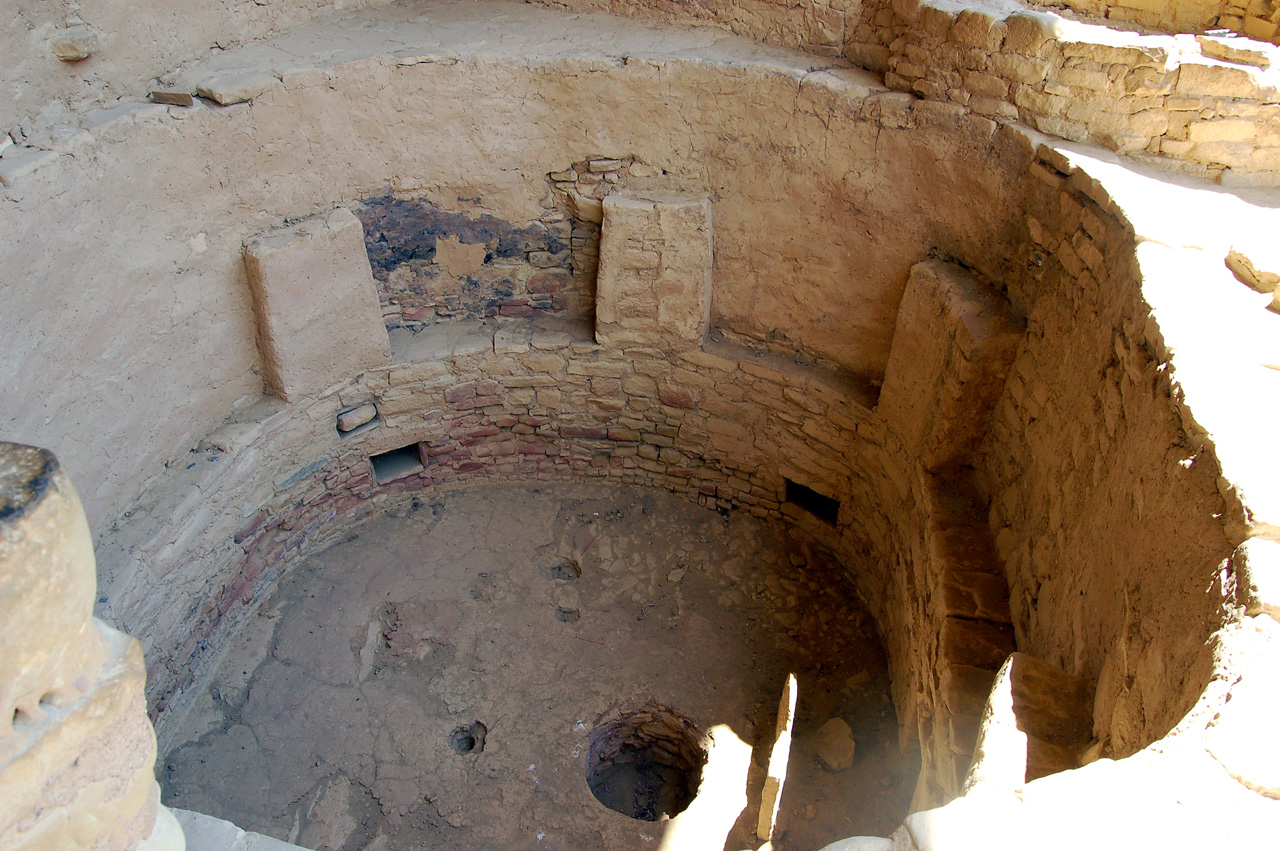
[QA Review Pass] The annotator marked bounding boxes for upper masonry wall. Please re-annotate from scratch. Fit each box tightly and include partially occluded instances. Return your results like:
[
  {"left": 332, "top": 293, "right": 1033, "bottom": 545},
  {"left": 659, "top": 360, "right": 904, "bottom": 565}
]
[{"left": 6, "top": 0, "right": 1280, "bottom": 182}]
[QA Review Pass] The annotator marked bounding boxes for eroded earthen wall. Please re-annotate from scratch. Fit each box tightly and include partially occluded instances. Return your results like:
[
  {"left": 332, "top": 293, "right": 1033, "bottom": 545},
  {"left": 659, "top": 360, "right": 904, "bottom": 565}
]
[{"left": 974, "top": 149, "right": 1239, "bottom": 759}]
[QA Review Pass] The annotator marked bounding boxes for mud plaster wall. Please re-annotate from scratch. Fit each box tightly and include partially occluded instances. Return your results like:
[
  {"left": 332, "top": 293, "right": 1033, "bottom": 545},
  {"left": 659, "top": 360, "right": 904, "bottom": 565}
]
[
  {"left": 0, "top": 51, "right": 1029, "bottom": 531},
  {"left": 0, "top": 0, "right": 393, "bottom": 135}
]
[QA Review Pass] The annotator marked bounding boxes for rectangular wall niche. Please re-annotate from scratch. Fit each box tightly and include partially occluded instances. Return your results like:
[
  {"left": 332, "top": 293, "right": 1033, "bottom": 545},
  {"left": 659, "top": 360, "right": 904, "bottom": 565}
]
[
  {"left": 369, "top": 444, "right": 425, "bottom": 484},
  {"left": 785, "top": 479, "right": 840, "bottom": 525}
]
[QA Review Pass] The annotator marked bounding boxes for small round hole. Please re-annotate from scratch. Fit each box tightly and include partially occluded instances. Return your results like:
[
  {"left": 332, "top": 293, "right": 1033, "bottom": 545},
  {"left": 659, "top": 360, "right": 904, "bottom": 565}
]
[
  {"left": 449, "top": 721, "right": 487, "bottom": 755},
  {"left": 586, "top": 705, "right": 706, "bottom": 822},
  {"left": 544, "top": 557, "right": 581, "bottom": 581}
]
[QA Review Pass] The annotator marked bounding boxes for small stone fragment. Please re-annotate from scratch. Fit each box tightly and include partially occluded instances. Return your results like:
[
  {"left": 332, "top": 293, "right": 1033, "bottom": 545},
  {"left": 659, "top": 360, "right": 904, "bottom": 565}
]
[
  {"left": 814, "top": 717, "right": 856, "bottom": 770},
  {"left": 337, "top": 403, "right": 378, "bottom": 433},
  {"left": 196, "top": 71, "right": 278, "bottom": 106},
  {"left": 151, "top": 90, "right": 195, "bottom": 107},
  {"left": 588, "top": 158, "right": 625, "bottom": 172},
  {"left": 1196, "top": 35, "right": 1273, "bottom": 69},
  {"left": 1226, "top": 247, "right": 1280, "bottom": 296},
  {"left": 51, "top": 26, "right": 99, "bottom": 62},
  {"left": 569, "top": 191, "right": 603, "bottom": 224}
]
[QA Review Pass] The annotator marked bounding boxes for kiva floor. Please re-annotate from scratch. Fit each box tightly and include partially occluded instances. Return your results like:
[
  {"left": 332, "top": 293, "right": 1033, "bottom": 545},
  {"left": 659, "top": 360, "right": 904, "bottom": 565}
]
[{"left": 161, "top": 483, "right": 917, "bottom": 850}]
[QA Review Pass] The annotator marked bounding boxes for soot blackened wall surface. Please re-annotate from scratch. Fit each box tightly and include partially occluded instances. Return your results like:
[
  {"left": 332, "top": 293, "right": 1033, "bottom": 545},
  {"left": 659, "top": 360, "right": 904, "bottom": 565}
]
[{"left": 355, "top": 195, "right": 581, "bottom": 325}]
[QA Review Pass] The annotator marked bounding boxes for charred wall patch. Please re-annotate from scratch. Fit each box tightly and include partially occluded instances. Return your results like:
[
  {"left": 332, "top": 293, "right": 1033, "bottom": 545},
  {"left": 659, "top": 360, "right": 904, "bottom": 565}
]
[{"left": 353, "top": 194, "right": 577, "bottom": 326}]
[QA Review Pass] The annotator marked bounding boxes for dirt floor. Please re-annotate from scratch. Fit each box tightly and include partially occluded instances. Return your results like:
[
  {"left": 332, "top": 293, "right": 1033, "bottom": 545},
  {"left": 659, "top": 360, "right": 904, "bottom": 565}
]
[{"left": 161, "top": 483, "right": 917, "bottom": 850}]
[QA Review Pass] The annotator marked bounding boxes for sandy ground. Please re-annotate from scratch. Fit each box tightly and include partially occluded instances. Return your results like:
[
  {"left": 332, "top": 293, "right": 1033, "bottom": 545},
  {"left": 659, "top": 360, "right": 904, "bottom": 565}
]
[{"left": 161, "top": 483, "right": 917, "bottom": 850}]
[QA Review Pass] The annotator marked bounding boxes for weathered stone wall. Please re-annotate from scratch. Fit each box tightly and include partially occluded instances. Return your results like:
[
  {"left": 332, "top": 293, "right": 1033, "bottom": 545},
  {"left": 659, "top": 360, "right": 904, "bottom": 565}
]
[
  {"left": 354, "top": 194, "right": 581, "bottom": 326},
  {"left": 1026, "top": 0, "right": 1222, "bottom": 32},
  {"left": 852, "top": 0, "right": 1280, "bottom": 183},
  {"left": 0, "top": 11, "right": 1030, "bottom": 530},
  {"left": 974, "top": 144, "right": 1239, "bottom": 759},
  {"left": 1217, "top": 0, "right": 1280, "bottom": 44},
  {"left": 1028, "top": 0, "right": 1280, "bottom": 47},
  {"left": 531, "top": 0, "right": 1280, "bottom": 182}
]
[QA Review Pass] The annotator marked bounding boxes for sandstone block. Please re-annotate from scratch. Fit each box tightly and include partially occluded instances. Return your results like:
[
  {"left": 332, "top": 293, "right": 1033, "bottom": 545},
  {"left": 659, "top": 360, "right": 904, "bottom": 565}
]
[
  {"left": 878, "top": 260, "right": 1025, "bottom": 471},
  {"left": 1226, "top": 246, "right": 1280, "bottom": 294},
  {"left": 1176, "top": 62, "right": 1260, "bottom": 98},
  {"left": 1062, "top": 40, "right": 1168, "bottom": 69},
  {"left": 939, "top": 617, "right": 1016, "bottom": 671},
  {"left": 814, "top": 718, "right": 857, "bottom": 770},
  {"left": 196, "top": 71, "right": 278, "bottom": 105},
  {"left": 1013, "top": 86, "right": 1067, "bottom": 116},
  {"left": 1003, "top": 11, "right": 1060, "bottom": 56},
  {"left": 1196, "top": 35, "right": 1273, "bottom": 69},
  {"left": 964, "top": 71, "right": 1008, "bottom": 99},
  {"left": 337, "top": 403, "right": 378, "bottom": 433},
  {"left": 50, "top": 26, "right": 99, "bottom": 62},
  {"left": 150, "top": 90, "right": 195, "bottom": 107},
  {"left": 1242, "top": 15, "right": 1279, "bottom": 42},
  {"left": 992, "top": 54, "right": 1051, "bottom": 84},
  {"left": 1187, "top": 118, "right": 1257, "bottom": 142},
  {"left": 1190, "top": 140, "right": 1256, "bottom": 167},
  {"left": 595, "top": 193, "right": 712, "bottom": 351},
  {"left": 243, "top": 208, "right": 391, "bottom": 401}
]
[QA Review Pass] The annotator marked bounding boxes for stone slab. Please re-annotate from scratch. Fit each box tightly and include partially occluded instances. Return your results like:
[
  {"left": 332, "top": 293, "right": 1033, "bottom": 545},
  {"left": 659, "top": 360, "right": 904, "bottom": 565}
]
[
  {"left": 596, "top": 193, "right": 712, "bottom": 351},
  {"left": 243, "top": 208, "right": 390, "bottom": 401}
]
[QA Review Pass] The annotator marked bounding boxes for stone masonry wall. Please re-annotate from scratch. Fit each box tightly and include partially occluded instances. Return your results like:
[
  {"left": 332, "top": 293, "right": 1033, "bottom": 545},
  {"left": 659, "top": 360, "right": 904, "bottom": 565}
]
[
  {"left": 974, "top": 143, "right": 1240, "bottom": 760},
  {"left": 855, "top": 0, "right": 1280, "bottom": 183},
  {"left": 0, "top": 15, "right": 1033, "bottom": 531},
  {"left": 128, "top": 316, "right": 901, "bottom": 732},
  {"left": 1217, "top": 0, "right": 1280, "bottom": 45},
  {"left": 1027, "top": 0, "right": 1222, "bottom": 33},
  {"left": 534, "top": 0, "right": 1280, "bottom": 182},
  {"left": 354, "top": 194, "right": 580, "bottom": 327}
]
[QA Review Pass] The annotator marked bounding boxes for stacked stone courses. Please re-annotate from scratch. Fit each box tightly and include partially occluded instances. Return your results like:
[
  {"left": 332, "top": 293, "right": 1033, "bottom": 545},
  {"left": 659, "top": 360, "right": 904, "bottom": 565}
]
[
  {"left": 534, "top": 0, "right": 1280, "bottom": 183},
  {"left": 862, "top": 0, "right": 1280, "bottom": 182}
]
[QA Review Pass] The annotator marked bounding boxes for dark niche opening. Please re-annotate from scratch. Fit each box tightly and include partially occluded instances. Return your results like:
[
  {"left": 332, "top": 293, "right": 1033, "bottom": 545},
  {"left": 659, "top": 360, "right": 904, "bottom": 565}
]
[
  {"left": 369, "top": 444, "right": 424, "bottom": 484},
  {"left": 785, "top": 479, "right": 841, "bottom": 525}
]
